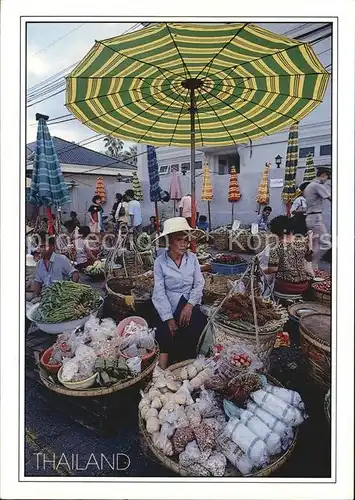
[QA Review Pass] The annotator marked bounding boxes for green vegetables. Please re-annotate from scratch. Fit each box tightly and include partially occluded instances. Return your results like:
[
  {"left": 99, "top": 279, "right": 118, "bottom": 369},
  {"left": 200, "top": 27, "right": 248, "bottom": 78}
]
[
  {"left": 34, "top": 281, "right": 102, "bottom": 323},
  {"left": 95, "top": 357, "right": 131, "bottom": 386}
]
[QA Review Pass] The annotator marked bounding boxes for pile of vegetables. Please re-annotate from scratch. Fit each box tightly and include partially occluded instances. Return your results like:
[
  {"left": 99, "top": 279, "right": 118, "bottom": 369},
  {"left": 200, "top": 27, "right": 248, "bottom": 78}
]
[
  {"left": 220, "top": 293, "right": 281, "bottom": 326},
  {"left": 34, "top": 281, "right": 102, "bottom": 323},
  {"left": 94, "top": 357, "right": 131, "bottom": 386},
  {"left": 85, "top": 260, "right": 105, "bottom": 277},
  {"left": 213, "top": 254, "right": 245, "bottom": 265},
  {"left": 312, "top": 280, "right": 331, "bottom": 294}
]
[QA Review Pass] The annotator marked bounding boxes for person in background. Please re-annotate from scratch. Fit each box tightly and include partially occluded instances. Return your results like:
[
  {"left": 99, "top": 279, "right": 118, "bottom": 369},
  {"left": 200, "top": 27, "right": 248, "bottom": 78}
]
[
  {"left": 75, "top": 226, "right": 96, "bottom": 271},
  {"left": 145, "top": 216, "right": 157, "bottom": 235},
  {"left": 152, "top": 217, "right": 207, "bottom": 369},
  {"left": 258, "top": 206, "right": 272, "bottom": 231},
  {"left": 290, "top": 182, "right": 309, "bottom": 235},
  {"left": 125, "top": 189, "right": 143, "bottom": 235},
  {"left": 111, "top": 193, "right": 122, "bottom": 222},
  {"left": 33, "top": 232, "right": 79, "bottom": 297},
  {"left": 69, "top": 211, "right": 80, "bottom": 228},
  {"left": 159, "top": 191, "right": 175, "bottom": 225},
  {"left": 197, "top": 215, "right": 209, "bottom": 231},
  {"left": 263, "top": 216, "right": 312, "bottom": 295},
  {"left": 179, "top": 193, "right": 199, "bottom": 227},
  {"left": 88, "top": 195, "right": 104, "bottom": 234},
  {"left": 304, "top": 167, "right": 331, "bottom": 268},
  {"left": 115, "top": 193, "right": 129, "bottom": 230}
]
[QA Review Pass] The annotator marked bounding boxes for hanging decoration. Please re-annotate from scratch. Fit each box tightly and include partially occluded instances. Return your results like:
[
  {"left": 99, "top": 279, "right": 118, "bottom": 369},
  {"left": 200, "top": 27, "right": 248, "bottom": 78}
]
[
  {"left": 132, "top": 171, "right": 144, "bottom": 201},
  {"left": 303, "top": 153, "right": 316, "bottom": 182},
  {"left": 256, "top": 162, "right": 271, "bottom": 213},
  {"left": 201, "top": 162, "right": 213, "bottom": 230},
  {"left": 94, "top": 176, "right": 107, "bottom": 203},
  {"left": 281, "top": 123, "right": 299, "bottom": 214},
  {"left": 228, "top": 166, "right": 241, "bottom": 224}
]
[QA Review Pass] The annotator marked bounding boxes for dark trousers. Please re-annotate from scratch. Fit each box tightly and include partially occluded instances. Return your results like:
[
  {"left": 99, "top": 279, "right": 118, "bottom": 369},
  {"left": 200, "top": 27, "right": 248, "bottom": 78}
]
[{"left": 154, "top": 296, "right": 207, "bottom": 364}]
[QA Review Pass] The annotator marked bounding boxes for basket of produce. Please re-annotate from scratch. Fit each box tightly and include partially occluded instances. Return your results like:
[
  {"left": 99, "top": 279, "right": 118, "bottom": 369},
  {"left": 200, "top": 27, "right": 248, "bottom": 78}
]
[
  {"left": 212, "top": 294, "right": 288, "bottom": 368},
  {"left": 231, "top": 229, "right": 251, "bottom": 253},
  {"left": 85, "top": 260, "right": 105, "bottom": 281},
  {"left": 26, "top": 281, "right": 103, "bottom": 335},
  {"left": 324, "top": 389, "right": 330, "bottom": 423},
  {"left": 312, "top": 280, "right": 331, "bottom": 306},
  {"left": 40, "top": 346, "right": 62, "bottom": 374},
  {"left": 210, "top": 229, "right": 230, "bottom": 251},
  {"left": 299, "top": 313, "right": 331, "bottom": 390},
  {"left": 117, "top": 316, "right": 156, "bottom": 366},
  {"left": 38, "top": 315, "right": 159, "bottom": 396},
  {"left": 106, "top": 277, "right": 134, "bottom": 304},
  {"left": 139, "top": 357, "right": 303, "bottom": 477},
  {"left": 131, "top": 272, "right": 154, "bottom": 304},
  {"left": 203, "top": 273, "right": 241, "bottom": 305},
  {"left": 211, "top": 254, "right": 248, "bottom": 275}
]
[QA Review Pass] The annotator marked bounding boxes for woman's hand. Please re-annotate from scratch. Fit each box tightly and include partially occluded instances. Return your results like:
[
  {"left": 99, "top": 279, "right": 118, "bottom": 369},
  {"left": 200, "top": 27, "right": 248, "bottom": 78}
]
[
  {"left": 167, "top": 319, "right": 178, "bottom": 337},
  {"left": 179, "top": 303, "right": 193, "bottom": 328}
]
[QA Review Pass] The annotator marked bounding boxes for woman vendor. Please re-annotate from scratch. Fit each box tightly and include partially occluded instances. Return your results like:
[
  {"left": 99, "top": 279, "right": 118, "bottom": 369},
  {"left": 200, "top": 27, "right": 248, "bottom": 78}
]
[
  {"left": 152, "top": 217, "right": 207, "bottom": 369},
  {"left": 263, "top": 215, "right": 312, "bottom": 295}
]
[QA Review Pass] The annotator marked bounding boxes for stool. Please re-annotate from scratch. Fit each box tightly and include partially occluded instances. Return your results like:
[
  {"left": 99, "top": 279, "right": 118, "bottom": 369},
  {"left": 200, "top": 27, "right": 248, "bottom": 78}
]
[{"left": 273, "top": 290, "right": 303, "bottom": 307}]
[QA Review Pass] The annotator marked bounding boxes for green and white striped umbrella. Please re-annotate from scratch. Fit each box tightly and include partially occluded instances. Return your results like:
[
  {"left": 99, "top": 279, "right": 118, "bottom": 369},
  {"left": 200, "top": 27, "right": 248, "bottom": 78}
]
[
  {"left": 303, "top": 152, "right": 316, "bottom": 182},
  {"left": 281, "top": 122, "right": 299, "bottom": 206},
  {"left": 66, "top": 23, "right": 329, "bottom": 147}
]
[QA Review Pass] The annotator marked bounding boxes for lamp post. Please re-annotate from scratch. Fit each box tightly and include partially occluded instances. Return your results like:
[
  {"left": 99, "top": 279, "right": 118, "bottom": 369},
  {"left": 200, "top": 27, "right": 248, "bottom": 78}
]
[
  {"left": 181, "top": 163, "right": 189, "bottom": 176},
  {"left": 117, "top": 173, "right": 123, "bottom": 183},
  {"left": 275, "top": 155, "right": 282, "bottom": 168}
]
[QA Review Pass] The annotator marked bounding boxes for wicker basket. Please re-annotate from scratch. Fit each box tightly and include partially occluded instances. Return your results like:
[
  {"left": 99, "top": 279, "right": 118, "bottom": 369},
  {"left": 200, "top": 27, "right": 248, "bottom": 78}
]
[
  {"left": 212, "top": 318, "right": 280, "bottom": 372},
  {"left": 312, "top": 288, "right": 331, "bottom": 306},
  {"left": 231, "top": 231, "right": 251, "bottom": 253},
  {"left": 211, "top": 232, "right": 229, "bottom": 251},
  {"left": 299, "top": 313, "right": 331, "bottom": 390},
  {"left": 202, "top": 273, "right": 240, "bottom": 305},
  {"left": 106, "top": 277, "right": 134, "bottom": 302},
  {"left": 139, "top": 359, "right": 298, "bottom": 477}
]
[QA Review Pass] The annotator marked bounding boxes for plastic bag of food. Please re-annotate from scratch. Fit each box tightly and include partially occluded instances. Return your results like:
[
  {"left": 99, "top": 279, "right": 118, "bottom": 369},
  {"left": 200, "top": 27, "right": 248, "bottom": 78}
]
[
  {"left": 126, "top": 356, "right": 142, "bottom": 374},
  {"left": 122, "top": 343, "right": 139, "bottom": 358},
  {"left": 195, "top": 388, "right": 222, "bottom": 418},
  {"left": 238, "top": 410, "right": 281, "bottom": 455},
  {"left": 160, "top": 422, "right": 176, "bottom": 439},
  {"left": 61, "top": 358, "right": 79, "bottom": 382},
  {"left": 172, "top": 425, "right": 195, "bottom": 454},
  {"left": 224, "top": 418, "right": 269, "bottom": 467},
  {"left": 223, "top": 399, "right": 243, "bottom": 420},
  {"left": 264, "top": 384, "right": 305, "bottom": 410},
  {"left": 99, "top": 317, "right": 117, "bottom": 339},
  {"left": 223, "top": 345, "right": 263, "bottom": 373},
  {"left": 137, "top": 329, "right": 156, "bottom": 349},
  {"left": 193, "top": 422, "right": 217, "bottom": 452},
  {"left": 185, "top": 404, "right": 202, "bottom": 427},
  {"left": 179, "top": 440, "right": 201, "bottom": 468},
  {"left": 202, "top": 451, "right": 227, "bottom": 477},
  {"left": 192, "top": 355, "right": 208, "bottom": 373},
  {"left": 173, "top": 381, "right": 194, "bottom": 405},
  {"left": 217, "top": 432, "right": 254, "bottom": 475},
  {"left": 186, "top": 463, "right": 210, "bottom": 476},
  {"left": 158, "top": 402, "right": 181, "bottom": 425},
  {"left": 203, "top": 418, "right": 224, "bottom": 433},
  {"left": 246, "top": 401, "right": 294, "bottom": 450},
  {"left": 151, "top": 425, "right": 174, "bottom": 456},
  {"left": 250, "top": 390, "right": 304, "bottom": 426}
]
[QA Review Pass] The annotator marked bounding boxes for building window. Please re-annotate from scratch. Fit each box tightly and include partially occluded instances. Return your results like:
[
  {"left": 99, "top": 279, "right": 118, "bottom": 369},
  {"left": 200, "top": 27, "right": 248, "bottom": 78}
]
[
  {"left": 159, "top": 165, "right": 169, "bottom": 175},
  {"left": 170, "top": 164, "right": 179, "bottom": 172},
  {"left": 320, "top": 144, "right": 331, "bottom": 156},
  {"left": 181, "top": 162, "right": 190, "bottom": 172},
  {"left": 218, "top": 153, "right": 240, "bottom": 174},
  {"left": 195, "top": 161, "right": 202, "bottom": 170},
  {"left": 299, "top": 146, "right": 315, "bottom": 158}
]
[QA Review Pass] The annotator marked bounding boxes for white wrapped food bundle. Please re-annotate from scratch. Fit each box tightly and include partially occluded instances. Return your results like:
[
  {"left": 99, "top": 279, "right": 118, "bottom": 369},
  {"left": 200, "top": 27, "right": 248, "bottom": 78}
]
[
  {"left": 251, "top": 390, "right": 304, "bottom": 426},
  {"left": 247, "top": 401, "right": 294, "bottom": 450},
  {"left": 264, "top": 384, "right": 305, "bottom": 410},
  {"left": 238, "top": 410, "right": 281, "bottom": 456},
  {"left": 217, "top": 432, "right": 254, "bottom": 475},
  {"left": 224, "top": 418, "right": 269, "bottom": 467}
]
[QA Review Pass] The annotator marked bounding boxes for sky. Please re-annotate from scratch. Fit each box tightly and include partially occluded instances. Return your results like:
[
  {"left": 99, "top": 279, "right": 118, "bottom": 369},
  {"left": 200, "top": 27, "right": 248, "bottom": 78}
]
[{"left": 26, "top": 22, "right": 331, "bottom": 154}]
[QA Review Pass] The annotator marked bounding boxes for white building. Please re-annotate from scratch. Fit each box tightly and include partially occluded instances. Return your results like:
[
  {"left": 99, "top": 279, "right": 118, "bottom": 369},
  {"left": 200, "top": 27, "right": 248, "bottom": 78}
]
[{"left": 137, "top": 22, "right": 332, "bottom": 227}]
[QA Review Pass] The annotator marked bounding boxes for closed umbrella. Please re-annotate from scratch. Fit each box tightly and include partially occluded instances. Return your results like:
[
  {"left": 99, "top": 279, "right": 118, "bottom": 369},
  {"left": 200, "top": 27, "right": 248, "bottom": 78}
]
[
  {"left": 147, "top": 145, "right": 166, "bottom": 233},
  {"left": 66, "top": 23, "right": 329, "bottom": 229},
  {"left": 281, "top": 123, "right": 299, "bottom": 215},
  {"left": 201, "top": 162, "right": 213, "bottom": 230},
  {"left": 256, "top": 162, "right": 271, "bottom": 214},
  {"left": 29, "top": 113, "right": 70, "bottom": 235},
  {"left": 132, "top": 171, "right": 144, "bottom": 201},
  {"left": 228, "top": 166, "right": 241, "bottom": 224},
  {"left": 169, "top": 168, "right": 182, "bottom": 217},
  {"left": 303, "top": 153, "right": 316, "bottom": 182}
]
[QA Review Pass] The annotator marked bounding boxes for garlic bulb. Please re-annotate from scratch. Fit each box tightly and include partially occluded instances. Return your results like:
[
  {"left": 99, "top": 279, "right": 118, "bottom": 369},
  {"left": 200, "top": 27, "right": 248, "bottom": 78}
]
[
  {"left": 145, "top": 407, "right": 158, "bottom": 419},
  {"left": 151, "top": 397, "right": 163, "bottom": 410},
  {"left": 180, "top": 367, "right": 188, "bottom": 380},
  {"left": 140, "top": 404, "right": 150, "bottom": 420},
  {"left": 146, "top": 416, "right": 160, "bottom": 434}
]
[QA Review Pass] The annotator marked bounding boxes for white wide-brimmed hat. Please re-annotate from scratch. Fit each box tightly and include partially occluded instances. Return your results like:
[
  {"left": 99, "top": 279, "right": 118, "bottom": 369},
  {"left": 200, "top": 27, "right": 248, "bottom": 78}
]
[
  {"left": 26, "top": 225, "right": 34, "bottom": 235},
  {"left": 153, "top": 217, "right": 203, "bottom": 243}
]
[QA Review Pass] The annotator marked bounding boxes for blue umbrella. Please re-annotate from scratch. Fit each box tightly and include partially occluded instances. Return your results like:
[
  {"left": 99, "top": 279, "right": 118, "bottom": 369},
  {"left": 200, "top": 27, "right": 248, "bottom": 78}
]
[
  {"left": 29, "top": 114, "right": 70, "bottom": 233},
  {"left": 147, "top": 145, "right": 166, "bottom": 233}
]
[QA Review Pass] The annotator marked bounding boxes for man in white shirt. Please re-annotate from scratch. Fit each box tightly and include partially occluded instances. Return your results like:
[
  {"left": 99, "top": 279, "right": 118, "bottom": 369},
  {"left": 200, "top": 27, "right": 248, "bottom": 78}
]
[
  {"left": 125, "top": 189, "right": 143, "bottom": 234},
  {"left": 179, "top": 194, "right": 199, "bottom": 226},
  {"left": 290, "top": 182, "right": 308, "bottom": 235}
]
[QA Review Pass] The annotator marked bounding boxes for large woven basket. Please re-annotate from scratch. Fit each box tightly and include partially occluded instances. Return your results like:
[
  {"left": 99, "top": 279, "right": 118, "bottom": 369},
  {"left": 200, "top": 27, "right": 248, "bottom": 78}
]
[
  {"left": 202, "top": 273, "right": 241, "bottom": 305},
  {"left": 299, "top": 313, "right": 331, "bottom": 390},
  {"left": 139, "top": 359, "right": 298, "bottom": 477},
  {"left": 231, "top": 231, "right": 250, "bottom": 253},
  {"left": 211, "top": 232, "right": 229, "bottom": 251},
  {"left": 312, "top": 287, "right": 331, "bottom": 306},
  {"left": 212, "top": 318, "right": 280, "bottom": 372},
  {"left": 106, "top": 277, "right": 134, "bottom": 302}
]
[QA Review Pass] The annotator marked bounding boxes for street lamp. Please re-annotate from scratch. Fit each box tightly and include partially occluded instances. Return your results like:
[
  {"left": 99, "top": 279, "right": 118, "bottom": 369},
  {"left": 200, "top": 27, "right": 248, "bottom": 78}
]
[
  {"left": 181, "top": 163, "right": 189, "bottom": 176},
  {"left": 275, "top": 155, "right": 282, "bottom": 168},
  {"left": 117, "top": 173, "right": 123, "bottom": 182}
]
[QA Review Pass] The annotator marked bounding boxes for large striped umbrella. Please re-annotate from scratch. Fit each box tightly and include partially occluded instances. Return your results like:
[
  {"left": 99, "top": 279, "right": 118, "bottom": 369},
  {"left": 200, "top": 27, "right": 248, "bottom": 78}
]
[
  {"left": 303, "top": 153, "right": 316, "bottom": 182},
  {"left": 66, "top": 23, "right": 329, "bottom": 228},
  {"left": 281, "top": 123, "right": 299, "bottom": 213},
  {"left": 29, "top": 114, "right": 71, "bottom": 234},
  {"left": 228, "top": 166, "right": 241, "bottom": 224},
  {"left": 201, "top": 162, "right": 213, "bottom": 230}
]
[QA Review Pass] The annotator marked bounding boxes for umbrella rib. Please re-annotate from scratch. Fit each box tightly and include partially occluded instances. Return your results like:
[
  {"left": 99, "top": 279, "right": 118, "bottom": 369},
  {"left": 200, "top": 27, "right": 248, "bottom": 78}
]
[
  {"left": 202, "top": 87, "right": 270, "bottom": 138},
  {"left": 97, "top": 40, "right": 181, "bottom": 84},
  {"left": 165, "top": 23, "right": 191, "bottom": 79},
  {"left": 194, "top": 90, "right": 205, "bottom": 146},
  {"left": 196, "top": 88, "right": 238, "bottom": 146},
  {"left": 205, "top": 42, "right": 323, "bottom": 81},
  {"left": 218, "top": 82, "right": 323, "bottom": 102},
  {"left": 195, "top": 22, "right": 249, "bottom": 80},
  {"left": 207, "top": 85, "right": 301, "bottom": 123},
  {"left": 133, "top": 87, "right": 188, "bottom": 144},
  {"left": 169, "top": 89, "right": 190, "bottom": 147}
]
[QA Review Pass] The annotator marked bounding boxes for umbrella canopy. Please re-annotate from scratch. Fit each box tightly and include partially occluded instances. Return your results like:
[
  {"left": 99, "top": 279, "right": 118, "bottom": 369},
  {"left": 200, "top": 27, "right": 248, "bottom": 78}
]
[
  {"left": 256, "top": 162, "right": 271, "bottom": 205},
  {"left": 132, "top": 171, "right": 144, "bottom": 201},
  {"left": 228, "top": 166, "right": 241, "bottom": 202},
  {"left": 303, "top": 153, "right": 316, "bottom": 182},
  {"left": 281, "top": 123, "right": 299, "bottom": 206},
  {"left": 29, "top": 114, "right": 71, "bottom": 209},
  {"left": 66, "top": 23, "right": 329, "bottom": 226},
  {"left": 201, "top": 163, "right": 213, "bottom": 201},
  {"left": 94, "top": 176, "right": 107, "bottom": 203},
  {"left": 169, "top": 169, "right": 182, "bottom": 200}
]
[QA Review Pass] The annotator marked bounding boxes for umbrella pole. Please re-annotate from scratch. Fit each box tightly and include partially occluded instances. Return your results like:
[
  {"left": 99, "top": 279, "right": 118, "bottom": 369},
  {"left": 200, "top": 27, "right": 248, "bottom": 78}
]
[
  {"left": 190, "top": 87, "right": 197, "bottom": 229},
  {"left": 173, "top": 199, "right": 176, "bottom": 217},
  {"left": 154, "top": 201, "right": 160, "bottom": 235},
  {"left": 46, "top": 207, "right": 54, "bottom": 235},
  {"left": 231, "top": 202, "right": 234, "bottom": 226},
  {"left": 207, "top": 200, "right": 212, "bottom": 231}
]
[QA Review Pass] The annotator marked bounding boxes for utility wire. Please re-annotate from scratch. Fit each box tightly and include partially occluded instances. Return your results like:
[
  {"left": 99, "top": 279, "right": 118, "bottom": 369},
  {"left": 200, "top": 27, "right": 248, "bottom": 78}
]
[{"left": 31, "top": 23, "right": 86, "bottom": 56}]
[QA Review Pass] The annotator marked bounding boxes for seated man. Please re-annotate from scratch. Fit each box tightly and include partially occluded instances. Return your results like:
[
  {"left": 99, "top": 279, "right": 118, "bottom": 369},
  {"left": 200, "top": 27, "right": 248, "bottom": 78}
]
[
  {"left": 33, "top": 232, "right": 79, "bottom": 297},
  {"left": 197, "top": 215, "right": 209, "bottom": 231}
]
